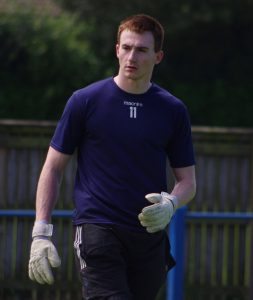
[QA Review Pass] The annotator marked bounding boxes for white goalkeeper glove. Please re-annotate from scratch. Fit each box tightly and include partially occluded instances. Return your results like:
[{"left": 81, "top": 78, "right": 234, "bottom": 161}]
[
  {"left": 138, "top": 192, "right": 178, "bottom": 233},
  {"left": 28, "top": 222, "right": 61, "bottom": 285}
]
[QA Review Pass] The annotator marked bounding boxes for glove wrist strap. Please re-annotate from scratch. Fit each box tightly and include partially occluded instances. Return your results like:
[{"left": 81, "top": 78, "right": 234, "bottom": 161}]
[
  {"left": 32, "top": 222, "right": 53, "bottom": 238},
  {"left": 161, "top": 192, "right": 179, "bottom": 212}
]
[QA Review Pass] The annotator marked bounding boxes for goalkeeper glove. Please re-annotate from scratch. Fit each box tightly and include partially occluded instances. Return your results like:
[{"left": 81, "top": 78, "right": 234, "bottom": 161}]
[
  {"left": 138, "top": 192, "right": 178, "bottom": 233},
  {"left": 28, "top": 221, "right": 61, "bottom": 284}
]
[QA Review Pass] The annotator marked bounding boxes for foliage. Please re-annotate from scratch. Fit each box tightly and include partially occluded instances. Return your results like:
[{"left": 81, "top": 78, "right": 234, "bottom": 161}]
[
  {"left": 56, "top": 0, "right": 253, "bottom": 127},
  {"left": 0, "top": 0, "right": 98, "bottom": 120},
  {"left": 0, "top": 0, "right": 252, "bottom": 126}
]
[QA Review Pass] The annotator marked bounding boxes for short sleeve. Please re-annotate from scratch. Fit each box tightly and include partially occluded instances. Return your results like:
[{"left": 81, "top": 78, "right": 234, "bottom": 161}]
[
  {"left": 166, "top": 104, "right": 195, "bottom": 168},
  {"left": 50, "top": 92, "right": 86, "bottom": 155}
]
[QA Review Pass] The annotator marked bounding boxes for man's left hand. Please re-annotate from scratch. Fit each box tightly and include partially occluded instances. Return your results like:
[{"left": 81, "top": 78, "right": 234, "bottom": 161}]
[{"left": 138, "top": 192, "right": 177, "bottom": 233}]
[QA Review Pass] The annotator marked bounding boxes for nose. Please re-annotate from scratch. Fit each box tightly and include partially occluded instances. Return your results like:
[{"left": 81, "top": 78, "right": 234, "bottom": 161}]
[{"left": 128, "top": 49, "right": 137, "bottom": 61}]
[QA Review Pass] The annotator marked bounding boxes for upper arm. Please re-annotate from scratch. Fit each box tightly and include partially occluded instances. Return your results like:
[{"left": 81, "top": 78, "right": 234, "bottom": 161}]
[{"left": 43, "top": 146, "right": 72, "bottom": 175}]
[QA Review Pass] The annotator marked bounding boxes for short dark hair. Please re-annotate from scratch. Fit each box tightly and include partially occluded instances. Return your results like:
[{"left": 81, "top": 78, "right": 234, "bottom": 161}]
[{"left": 117, "top": 14, "right": 164, "bottom": 52}]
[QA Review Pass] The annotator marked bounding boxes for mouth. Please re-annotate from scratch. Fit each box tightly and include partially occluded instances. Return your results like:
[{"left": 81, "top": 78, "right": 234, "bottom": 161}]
[{"left": 125, "top": 65, "right": 137, "bottom": 71}]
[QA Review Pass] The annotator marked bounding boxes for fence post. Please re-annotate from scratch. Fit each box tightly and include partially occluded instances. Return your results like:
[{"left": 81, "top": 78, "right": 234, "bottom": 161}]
[{"left": 167, "top": 206, "right": 187, "bottom": 300}]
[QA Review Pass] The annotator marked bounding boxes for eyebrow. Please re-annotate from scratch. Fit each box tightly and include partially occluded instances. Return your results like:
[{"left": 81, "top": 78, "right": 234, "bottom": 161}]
[{"left": 121, "top": 43, "right": 149, "bottom": 50}]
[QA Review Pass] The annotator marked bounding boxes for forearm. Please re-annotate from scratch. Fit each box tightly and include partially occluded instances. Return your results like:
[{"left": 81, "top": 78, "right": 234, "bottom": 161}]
[
  {"left": 170, "top": 166, "right": 196, "bottom": 208},
  {"left": 170, "top": 179, "right": 196, "bottom": 208},
  {"left": 35, "top": 165, "right": 62, "bottom": 223}
]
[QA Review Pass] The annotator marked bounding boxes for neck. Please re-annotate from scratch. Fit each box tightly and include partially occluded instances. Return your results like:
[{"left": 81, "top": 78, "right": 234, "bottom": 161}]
[{"left": 114, "top": 75, "right": 151, "bottom": 94}]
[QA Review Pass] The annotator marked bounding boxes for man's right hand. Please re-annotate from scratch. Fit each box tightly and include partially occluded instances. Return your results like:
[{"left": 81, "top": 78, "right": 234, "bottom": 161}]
[{"left": 28, "top": 222, "right": 61, "bottom": 284}]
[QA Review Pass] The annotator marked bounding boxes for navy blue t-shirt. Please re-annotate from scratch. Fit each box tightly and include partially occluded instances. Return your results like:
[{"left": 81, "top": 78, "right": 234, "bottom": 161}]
[{"left": 51, "top": 77, "right": 195, "bottom": 231}]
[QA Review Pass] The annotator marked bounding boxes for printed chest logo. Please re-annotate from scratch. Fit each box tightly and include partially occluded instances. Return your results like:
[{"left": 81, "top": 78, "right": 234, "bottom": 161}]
[{"left": 123, "top": 101, "right": 143, "bottom": 119}]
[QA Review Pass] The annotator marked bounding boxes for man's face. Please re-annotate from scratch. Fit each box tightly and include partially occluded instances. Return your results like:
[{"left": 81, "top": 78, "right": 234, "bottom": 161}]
[{"left": 116, "top": 30, "right": 163, "bottom": 82}]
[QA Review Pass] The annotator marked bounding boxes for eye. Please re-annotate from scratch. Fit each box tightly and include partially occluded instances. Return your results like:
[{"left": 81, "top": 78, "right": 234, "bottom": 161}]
[
  {"left": 122, "top": 45, "right": 131, "bottom": 51},
  {"left": 138, "top": 47, "right": 148, "bottom": 53}
]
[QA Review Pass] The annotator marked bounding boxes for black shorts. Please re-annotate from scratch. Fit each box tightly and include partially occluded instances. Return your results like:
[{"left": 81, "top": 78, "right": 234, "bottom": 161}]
[{"left": 74, "top": 224, "right": 175, "bottom": 300}]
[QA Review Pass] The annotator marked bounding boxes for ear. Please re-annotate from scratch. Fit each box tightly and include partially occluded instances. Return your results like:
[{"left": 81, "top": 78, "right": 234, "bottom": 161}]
[
  {"left": 155, "top": 50, "right": 164, "bottom": 65},
  {"left": 116, "top": 44, "right": 120, "bottom": 58}
]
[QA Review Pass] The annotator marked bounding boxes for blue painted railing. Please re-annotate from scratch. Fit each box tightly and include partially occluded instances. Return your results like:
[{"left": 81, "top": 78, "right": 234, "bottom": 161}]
[
  {"left": 1, "top": 208, "right": 253, "bottom": 300},
  {"left": 0, "top": 209, "right": 72, "bottom": 218},
  {"left": 167, "top": 207, "right": 253, "bottom": 300},
  {"left": 168, "top": 207, "right": 187, "bottom": 300}
]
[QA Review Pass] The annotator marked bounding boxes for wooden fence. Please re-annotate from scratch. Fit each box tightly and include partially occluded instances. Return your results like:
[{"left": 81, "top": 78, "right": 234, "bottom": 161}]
[
  {"left": 186, "top": 126, "right": 253, "bottom": 300},
  {"left": 0, "top": 120, "right": 253, "bottom": 300}
]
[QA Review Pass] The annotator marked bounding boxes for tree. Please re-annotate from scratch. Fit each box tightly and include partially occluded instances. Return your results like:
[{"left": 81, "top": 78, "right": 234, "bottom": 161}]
[
  {"left": 1, "top": 0, "right": 252, "bottom": 126},
  {"left": 56, "top": 0, "right": 253, "bottom": 127},
  {"left": 0, "top": 0, "right": 98, "bottom": 119}
]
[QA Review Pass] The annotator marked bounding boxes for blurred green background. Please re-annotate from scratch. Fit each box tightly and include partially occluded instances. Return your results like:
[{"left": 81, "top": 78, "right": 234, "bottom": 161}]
[{"left": 0, "top": 0, "right": 252, "bottom": 126}]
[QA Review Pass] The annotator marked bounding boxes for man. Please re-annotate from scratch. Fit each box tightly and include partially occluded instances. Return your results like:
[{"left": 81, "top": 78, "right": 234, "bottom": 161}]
[{"left": 29, "top": 14, "right": 196, "bottom": 300}]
